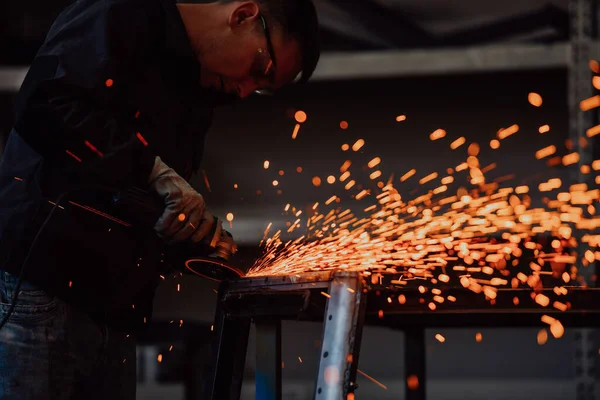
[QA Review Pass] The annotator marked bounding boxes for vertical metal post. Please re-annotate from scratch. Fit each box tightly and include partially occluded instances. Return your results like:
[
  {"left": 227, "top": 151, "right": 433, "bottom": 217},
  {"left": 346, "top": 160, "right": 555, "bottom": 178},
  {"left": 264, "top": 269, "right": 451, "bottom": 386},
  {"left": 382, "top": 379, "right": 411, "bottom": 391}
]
[
  {"left": 255, "top": 319, "right": 282, "bottom": 400},
  {"left": 205, "top": 283, "right": 252, "bottom": 400},
  {"left": 314, "top": 271, "right": 365, "bottom": 400},
  {"left": 569, "top": 0, "right": 599, "bottom": 286},
  {"left": 405, "top": 328, "right": 426, "bottom": 400},
  {"left": 575, "top": 328, "right": 598, "bottom": 400},
  {"left": 569, "top": 2, "right": 599, "bottom": 398}
]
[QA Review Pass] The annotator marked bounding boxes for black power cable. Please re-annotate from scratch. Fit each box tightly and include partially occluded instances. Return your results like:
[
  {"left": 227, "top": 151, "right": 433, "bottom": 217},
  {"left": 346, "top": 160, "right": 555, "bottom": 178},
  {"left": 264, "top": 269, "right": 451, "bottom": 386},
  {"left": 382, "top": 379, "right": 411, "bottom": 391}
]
[{"left": 0, "top": 192, "right": 66, "bottom": 330}]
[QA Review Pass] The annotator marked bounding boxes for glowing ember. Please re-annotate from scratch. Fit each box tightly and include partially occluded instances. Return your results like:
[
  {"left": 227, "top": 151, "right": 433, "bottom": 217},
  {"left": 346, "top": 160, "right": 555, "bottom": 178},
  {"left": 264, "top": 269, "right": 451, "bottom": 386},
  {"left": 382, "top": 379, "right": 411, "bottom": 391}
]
[
  {"left": 528, "top": 92, "right": 543, "bottom": 107},
  {"left": 295, "top": 111, "right": 307, "bottom": 123},
  {"left": 430, "top": 129, "right": 447, "bottom": 141},
  {"left": 396, "top": 115, "right": 407, "bottom": 122},
  {"left": 497, "top": 124, "right": 519, "bottom": 140},
  {"left": 587, "top": 125, "right": 600, "bottom": 137},
  {"left": 537, "top": 329, "right": 548, "bottom": 345},
  {"left": 450, "top": 137, "right": 466, "bottom": 150},
  {"left": 352, "top": 139, "right": 365, "bottom": 152},
  {"left": 292, "top": 124, "right": 301, "bottom": 139}
]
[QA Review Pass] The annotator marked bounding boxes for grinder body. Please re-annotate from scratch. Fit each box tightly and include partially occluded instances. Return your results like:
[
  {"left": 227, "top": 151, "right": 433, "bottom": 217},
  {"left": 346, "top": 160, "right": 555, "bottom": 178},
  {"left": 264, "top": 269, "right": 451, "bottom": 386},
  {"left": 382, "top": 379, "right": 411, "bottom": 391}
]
[{"left": 112, "top": 187, "right": 244, "bottom": 281}]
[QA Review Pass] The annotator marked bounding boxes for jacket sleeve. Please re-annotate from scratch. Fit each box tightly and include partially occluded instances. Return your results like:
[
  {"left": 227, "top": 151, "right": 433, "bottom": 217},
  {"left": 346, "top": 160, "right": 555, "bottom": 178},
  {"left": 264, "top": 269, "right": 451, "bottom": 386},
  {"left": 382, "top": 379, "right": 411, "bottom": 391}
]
[{"left": 13, "top": 0, "right": 162, "bottom": 189}]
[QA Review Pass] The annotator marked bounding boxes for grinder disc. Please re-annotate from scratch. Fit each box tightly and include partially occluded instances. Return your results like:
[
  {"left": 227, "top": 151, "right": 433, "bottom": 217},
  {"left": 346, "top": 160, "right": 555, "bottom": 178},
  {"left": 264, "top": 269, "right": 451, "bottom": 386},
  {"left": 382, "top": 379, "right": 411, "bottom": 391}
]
[{"left": 184, "top": 257, "right": 245, "bottom": 282}]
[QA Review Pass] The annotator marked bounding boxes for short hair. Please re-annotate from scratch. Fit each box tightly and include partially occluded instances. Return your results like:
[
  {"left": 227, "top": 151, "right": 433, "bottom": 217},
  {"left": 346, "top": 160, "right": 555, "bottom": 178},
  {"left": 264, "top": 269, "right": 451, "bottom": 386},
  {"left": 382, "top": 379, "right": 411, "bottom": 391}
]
[{"left": 221, "top": 0, "right": 321, "bottom": 84}]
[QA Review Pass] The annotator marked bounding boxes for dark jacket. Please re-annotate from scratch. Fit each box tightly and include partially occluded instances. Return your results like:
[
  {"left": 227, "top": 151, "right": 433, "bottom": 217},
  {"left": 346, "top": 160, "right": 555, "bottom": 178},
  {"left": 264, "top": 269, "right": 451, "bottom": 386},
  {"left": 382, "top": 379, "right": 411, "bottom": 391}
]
[{"left": 0, "top": 0, "right": 234, "bottom": 331}]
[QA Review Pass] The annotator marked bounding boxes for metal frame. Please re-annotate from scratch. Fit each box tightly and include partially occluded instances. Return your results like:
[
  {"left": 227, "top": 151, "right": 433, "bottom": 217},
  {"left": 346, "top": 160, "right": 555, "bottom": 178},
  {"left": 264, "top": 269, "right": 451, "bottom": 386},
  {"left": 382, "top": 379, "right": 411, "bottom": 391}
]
[
  {"left": 0, "top": 42, "right": 571, "bottom": 92},
  {"left": 204, "top": 266, "right": 600, "bottom": 400},
  {"left": 568, "top": 3, "right": 600, "bottom": 399},
  {"left": 204, "top": 271, "right": 367, "bottom": 400}
]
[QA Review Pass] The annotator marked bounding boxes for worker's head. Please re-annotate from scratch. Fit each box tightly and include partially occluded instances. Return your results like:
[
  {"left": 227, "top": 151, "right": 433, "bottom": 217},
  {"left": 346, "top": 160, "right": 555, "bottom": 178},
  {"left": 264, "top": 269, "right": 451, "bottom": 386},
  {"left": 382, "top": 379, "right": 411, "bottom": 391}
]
[{"left": 177, "top": 0, "right": 320, "bottom": 99}]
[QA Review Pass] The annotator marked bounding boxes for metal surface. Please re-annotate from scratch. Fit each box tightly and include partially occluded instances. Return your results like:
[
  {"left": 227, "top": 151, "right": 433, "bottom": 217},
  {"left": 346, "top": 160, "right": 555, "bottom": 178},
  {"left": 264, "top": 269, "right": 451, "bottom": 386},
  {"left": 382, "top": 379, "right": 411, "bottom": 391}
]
[
  {"left": 255, "top": 319, "right": 282, "bottom": 400},
  {"left": 405, "top": 329, "right": 426, "bottom": 400},
  {"left": 568, "top": 0, "right": 598, "bottom": 285},
  {"left": 0, "top": 43, "right": 570, "bottom": 92},
  {"left": 575, "top": 329, "right": 598, "bottom": 400},
  {"left": 314, "top": 271, "right": 365, "bottom": 400},
  {"left": 568, "top": 3, "right": 599, "bottom": 398},
  {"left": 207, "top": 269, "right": 600, "bottom": 400},
  {"left": 311, "top": 43, "right": 570, "bottom": 80},
  {"left": 204, "top": 281, "right": 251, "bottom": 400}
]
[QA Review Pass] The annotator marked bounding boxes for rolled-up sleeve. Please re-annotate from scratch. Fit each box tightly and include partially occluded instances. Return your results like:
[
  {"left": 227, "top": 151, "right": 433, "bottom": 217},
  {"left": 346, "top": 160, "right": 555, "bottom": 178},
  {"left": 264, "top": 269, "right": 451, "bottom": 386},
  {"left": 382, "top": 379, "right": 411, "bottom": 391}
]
[{"left": 14, "top": 0, "right": 162, "bottom": 189}]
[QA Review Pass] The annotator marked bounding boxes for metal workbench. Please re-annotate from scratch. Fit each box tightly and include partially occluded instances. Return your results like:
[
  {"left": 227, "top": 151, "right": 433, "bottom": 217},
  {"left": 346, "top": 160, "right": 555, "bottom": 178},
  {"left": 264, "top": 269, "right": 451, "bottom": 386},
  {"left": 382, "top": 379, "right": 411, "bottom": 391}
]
[{"left": 203, "top": 270, "right": 600, "bottom": 400}]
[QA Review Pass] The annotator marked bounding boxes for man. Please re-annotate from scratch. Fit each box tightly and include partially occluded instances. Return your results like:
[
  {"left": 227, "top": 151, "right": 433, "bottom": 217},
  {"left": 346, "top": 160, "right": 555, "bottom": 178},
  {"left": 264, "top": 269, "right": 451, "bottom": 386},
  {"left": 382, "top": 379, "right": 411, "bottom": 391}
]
[{"left": 0, "top": 0, "right": 320, "bottom": 398}]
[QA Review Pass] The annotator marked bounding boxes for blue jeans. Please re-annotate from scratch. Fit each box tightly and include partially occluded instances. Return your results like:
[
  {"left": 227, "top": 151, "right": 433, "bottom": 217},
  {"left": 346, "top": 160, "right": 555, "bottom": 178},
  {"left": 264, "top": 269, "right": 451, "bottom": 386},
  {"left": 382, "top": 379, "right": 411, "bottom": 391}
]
[{"left": 0, "top": 271, "right": 136, "bottom": 399}]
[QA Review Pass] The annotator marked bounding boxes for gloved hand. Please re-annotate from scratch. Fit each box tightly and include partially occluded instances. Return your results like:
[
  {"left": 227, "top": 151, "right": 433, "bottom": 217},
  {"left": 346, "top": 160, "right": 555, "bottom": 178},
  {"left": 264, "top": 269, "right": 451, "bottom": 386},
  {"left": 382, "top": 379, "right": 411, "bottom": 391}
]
[{"left": 147, "top": 156, "right": 215, "bottom": 243}]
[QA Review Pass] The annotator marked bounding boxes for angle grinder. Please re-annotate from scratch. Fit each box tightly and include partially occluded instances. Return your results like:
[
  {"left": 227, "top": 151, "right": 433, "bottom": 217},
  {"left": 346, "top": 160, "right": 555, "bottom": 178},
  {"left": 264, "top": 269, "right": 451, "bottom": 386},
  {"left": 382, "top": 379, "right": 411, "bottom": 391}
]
[{"left": 112, "top": 187, "right": 244, "bottom": 282}]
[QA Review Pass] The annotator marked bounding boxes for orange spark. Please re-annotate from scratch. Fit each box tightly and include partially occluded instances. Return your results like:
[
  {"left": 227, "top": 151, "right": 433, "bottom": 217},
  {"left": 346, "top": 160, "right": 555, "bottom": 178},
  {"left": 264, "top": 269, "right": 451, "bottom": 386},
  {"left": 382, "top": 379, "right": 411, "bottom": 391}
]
[
  {"left": 497, "top": 124, "right": 519, "bottom": 140},
  {"left": 539, "top": 125, "right": 550, "bottom": 134},
  {"left": 292, "top": 124, "right": 301, "bottom": 139},
  {"left": 430, "top": 129, "right": 447, "bottom": 141},
  {"left": 400, "top": 169, "right": 416, "bottom": 182},
  {"left": 535, "top": 145, "right": 556, "bottom": 159},
  {"left": 562, "top": 152, "right": 580, "bottom": 166},
  {"left": 368, "top": 157, "right": 381, "bottom": 168},
  {"left": 528, "top": 92, "right": 543, "bottom": 107},
  {"left": 419, "top": 172, "right": 438, "bottom": 185},
  {"left": 340, "top": 121, "right": 349, "bottom": 130},
  {"left": 450, "top": 137, "right": 466, "bottom": 150},
  {"left": 586, "top": 125, "right": 600, "bottom": 137},
  {"left": 581, "top": 96, "right": 600, "bottom": 111},
  {"left": 396, "top": 115, "right": 406, "bottom": 122},
  {"left": 295, "top": 111, "right": 307, "bottom": 123},
  {"left": 357, "top": 369, "right": 388, "bottom": 390},
  {"left": 340, "top": 160, "right": 352, "bottom": 173},
  {"left": 537, "top": 329, "right": 548, "bottom": 345},
  {"left": 370, "top": 171, "right": 382, "bottom": 180},
  {"left": 352, "top": 139, "right": 365, "bottom": 152}
]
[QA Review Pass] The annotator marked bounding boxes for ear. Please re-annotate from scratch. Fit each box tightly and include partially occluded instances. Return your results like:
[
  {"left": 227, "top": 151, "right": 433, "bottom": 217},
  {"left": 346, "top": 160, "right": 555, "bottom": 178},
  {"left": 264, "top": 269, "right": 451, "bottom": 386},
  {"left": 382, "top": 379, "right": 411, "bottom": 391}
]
[{"left": 228, "top": 2, "right": 260, "bottom": 28}]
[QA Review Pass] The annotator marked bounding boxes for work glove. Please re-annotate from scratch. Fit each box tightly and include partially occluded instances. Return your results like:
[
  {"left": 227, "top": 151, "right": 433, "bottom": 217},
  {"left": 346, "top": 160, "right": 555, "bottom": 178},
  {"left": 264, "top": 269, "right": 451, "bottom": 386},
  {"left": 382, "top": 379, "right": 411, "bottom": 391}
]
[{"left": 147, "top": 156, "right": 216, "bottom": 243}]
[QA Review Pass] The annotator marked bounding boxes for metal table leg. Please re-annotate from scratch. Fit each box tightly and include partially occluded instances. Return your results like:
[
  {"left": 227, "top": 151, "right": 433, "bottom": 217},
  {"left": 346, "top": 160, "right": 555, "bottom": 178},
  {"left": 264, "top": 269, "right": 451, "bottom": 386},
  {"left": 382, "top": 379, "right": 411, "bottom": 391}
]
[
  {"left": 405, "top": 328, "right": 426, "bottom": 400},
  {"left": 204, "top": 285, "right": 251, "bottom": 400},
  {"left": 314, "top": 271, "right": 366, "bottom": 399},
  {"left": 255, "top": 319, "right": 282, "bottom": 400}
]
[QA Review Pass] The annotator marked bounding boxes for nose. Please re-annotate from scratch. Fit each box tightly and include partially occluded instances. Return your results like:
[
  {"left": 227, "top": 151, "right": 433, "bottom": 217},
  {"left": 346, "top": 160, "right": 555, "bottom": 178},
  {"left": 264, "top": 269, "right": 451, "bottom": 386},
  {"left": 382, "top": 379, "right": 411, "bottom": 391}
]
[{"left": 237, "top": 79, "right": 261, "bottom": 99}]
